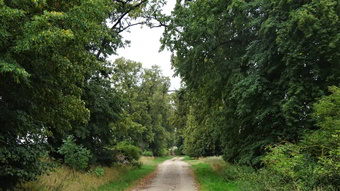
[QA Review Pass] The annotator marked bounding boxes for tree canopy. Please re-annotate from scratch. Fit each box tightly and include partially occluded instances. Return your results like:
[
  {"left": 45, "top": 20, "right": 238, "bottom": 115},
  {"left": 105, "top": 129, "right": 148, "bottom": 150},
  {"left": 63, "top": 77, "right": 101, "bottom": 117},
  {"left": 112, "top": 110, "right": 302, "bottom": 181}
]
[
  {"left": 1, "top": 0, "right": 339, "bottom": 190},
  {"left": 112, "top": 58, "right": 173, "bottom": 156},
  {"left": 0, "top": 0, "right": 170, "bottom": 189},
  {"left": 163, "top": 0, "right": 340, "bottom": 165}
]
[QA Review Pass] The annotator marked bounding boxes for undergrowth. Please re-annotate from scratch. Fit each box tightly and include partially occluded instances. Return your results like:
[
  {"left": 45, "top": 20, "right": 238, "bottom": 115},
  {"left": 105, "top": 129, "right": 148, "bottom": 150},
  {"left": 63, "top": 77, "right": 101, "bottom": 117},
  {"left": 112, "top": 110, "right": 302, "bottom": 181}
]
[
  {"left": 185, "top": 156, "right": 339, "bottom": 191},
  {"left": 97, "top": 156, "right": 172, "bottom": 191},
  {"left": 16, "top": 156, "right": 172, "bottom": 191},
  {"left": 184, "top": 156, "right": 238, "bottom": 191}
]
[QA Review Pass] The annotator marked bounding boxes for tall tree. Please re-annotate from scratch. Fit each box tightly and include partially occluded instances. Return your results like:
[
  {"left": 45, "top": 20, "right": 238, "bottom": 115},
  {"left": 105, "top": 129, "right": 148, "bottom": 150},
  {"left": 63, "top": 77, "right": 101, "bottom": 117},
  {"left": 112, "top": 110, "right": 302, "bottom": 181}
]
[
  {"left": 0, "top": 0, "right": 167, "bottom": 189},
  {"left": 79, "top": 62, "right": 123, "bottom": 165},
  {"left": 112, "top": 58, "right": 173, "bottom": 156},
  {"left": 169, "top": 87, "right": 189, "bottom": 154},
  {"left": 162, "top": 0, "right": 340, "bottom": 166}
]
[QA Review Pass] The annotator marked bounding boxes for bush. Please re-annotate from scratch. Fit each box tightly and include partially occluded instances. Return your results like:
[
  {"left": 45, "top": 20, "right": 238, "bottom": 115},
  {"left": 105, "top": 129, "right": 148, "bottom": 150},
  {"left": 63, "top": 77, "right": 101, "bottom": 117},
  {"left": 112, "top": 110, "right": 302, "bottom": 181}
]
[
  {"left": 58, "top": 136, "right": 92, "bottom": 171},
  {"left": 94, "top": 167, "right": 105, "bottom": 177},
  {"left": 115, "top": 142, "right": 141, "bottom": 162},
  {"left": 91, "top": 148, "right": 116, "bottom": 166},
  {"left": 218, "top": 163, "right": 295, "bottom": 191},
  {"left": 0, "top": 140, "right": 49, "bottom": 190},
  {"left": 222, "top": 164, "right": 254, "bottom": 181},
  {"left": 142, "top": 150, "right": 153, "bottom": 156},
  {"left": 240, "top": 168, "right": 295, "bottom": 191},
  {"left": 261, "top": 86, "right": 340, "bottom": 190}
]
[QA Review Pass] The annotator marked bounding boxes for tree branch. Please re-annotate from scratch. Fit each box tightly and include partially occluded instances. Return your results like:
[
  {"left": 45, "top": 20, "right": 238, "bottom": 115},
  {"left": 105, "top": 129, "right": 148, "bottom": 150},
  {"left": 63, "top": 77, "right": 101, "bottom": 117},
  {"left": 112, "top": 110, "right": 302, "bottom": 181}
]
[
  {"left": 96, "top": 0, "right": 148, "bottom": 59},
  {"left": 111, "top": 0, "right": 148, "bottom": 30},
  {"left": 117, "top": 21, "right": 147, "bottom": 33}
]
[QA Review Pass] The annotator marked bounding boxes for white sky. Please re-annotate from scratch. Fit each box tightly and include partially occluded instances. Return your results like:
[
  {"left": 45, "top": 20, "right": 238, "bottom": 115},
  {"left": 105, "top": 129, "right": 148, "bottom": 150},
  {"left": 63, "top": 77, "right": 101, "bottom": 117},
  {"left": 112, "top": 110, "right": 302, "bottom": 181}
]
[{"left": 109, "top": 1, "right": 180, "bottom": 90}]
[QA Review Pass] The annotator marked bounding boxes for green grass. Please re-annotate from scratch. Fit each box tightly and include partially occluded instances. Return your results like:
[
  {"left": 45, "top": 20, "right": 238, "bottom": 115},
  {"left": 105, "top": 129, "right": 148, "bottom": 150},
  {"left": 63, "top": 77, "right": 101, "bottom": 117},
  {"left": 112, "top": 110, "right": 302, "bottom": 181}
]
[
  {"left": 182, "top": 155, "right": 196, "bottom": 161},
  {"left": 181, "top": 156, "right": 239, "bottom": 191},
  {"left": 192, "top": 163, "right": 239, "bottom": 191},
  {"left": 97, "top": 156, "right": 172, "bottom": 191},
  {"left": 151, "top": 156, "right": 172, "bottom": 164}
]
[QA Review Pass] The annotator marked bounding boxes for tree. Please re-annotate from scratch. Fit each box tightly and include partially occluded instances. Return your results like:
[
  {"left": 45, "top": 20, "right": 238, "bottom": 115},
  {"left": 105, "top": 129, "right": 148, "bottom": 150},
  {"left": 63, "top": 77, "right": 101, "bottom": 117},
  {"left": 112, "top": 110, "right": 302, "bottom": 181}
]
[
  {"left": 0, "top": 1, "right": 102, "bottom": 188},
  {"left": 0, "top": 0, "right": 167, "bottom": 189},
  {"left": 171, "top": 88, "right": 223, "bottom": 157},
  {"left": 78, "top": 62, "right": 123, "bottom": 165},
  {"left": 111, "top": 58, "right": 145, "bottom": 145},
  {"left": 263, "top": 86, "right": 340, "bottom": 190},
  {"left": 169, "top": 87, "right": 189, "bottom": 155},
  {"left": 162, "top": 0, "right": 340, "bottom": 166},
  {"left": 111, "top": 58, "right": 173, "bottom": 156}
]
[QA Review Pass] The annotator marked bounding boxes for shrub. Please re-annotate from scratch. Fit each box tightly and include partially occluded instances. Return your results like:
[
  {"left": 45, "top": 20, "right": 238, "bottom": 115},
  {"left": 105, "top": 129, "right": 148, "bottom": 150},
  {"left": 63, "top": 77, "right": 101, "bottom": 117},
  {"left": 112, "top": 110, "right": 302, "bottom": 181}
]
[
  {"left": 0, "top": 140, "right": 49, "bottom": 190},
  {"left": 218, "top": 162, "right": 294, "bottom": 191},
  {"left": 115, "top": 142, "right": 141, "bottom": 162},
  {"left": 95, "top": 167, "right": 105, "bottom": 177},
  {"left": 91, "top": 148, "right": 116, "bottom": 166},
  {"left": 58, "top": 136, "right": 92, "bottom": 171},
  {"left": 262, "top": 86, "right": 340, "bottom": 190},
  {"left": 240, "top": 168, "right": 295, "bottom": 191},
  {"left": 222, "top": 164, "right": 254, "bottom": 181},
  {"left": 142, "top": 150, "right": 153, "bottom": 156}
]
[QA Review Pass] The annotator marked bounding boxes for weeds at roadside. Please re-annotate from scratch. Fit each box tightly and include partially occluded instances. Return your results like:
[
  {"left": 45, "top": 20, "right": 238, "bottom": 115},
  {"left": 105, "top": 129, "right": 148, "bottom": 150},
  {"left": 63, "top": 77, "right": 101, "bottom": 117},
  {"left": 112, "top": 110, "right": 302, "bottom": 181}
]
[
  {"left": 187, "top": 156, "right": 339, "bottom": 191},
  {"left": 15, "top": 156, "right": 170, "bottom": 191},
  {"left": 97, "top": 156, "right": 172, "bottom": 191}
]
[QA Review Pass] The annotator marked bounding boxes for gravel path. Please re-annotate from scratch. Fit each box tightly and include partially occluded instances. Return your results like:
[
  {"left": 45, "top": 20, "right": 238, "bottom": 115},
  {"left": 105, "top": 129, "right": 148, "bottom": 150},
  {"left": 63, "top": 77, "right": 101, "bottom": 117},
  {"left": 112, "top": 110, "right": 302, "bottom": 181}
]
[{"left": 135, "top": 157, "right": 197, "bottom": 191}]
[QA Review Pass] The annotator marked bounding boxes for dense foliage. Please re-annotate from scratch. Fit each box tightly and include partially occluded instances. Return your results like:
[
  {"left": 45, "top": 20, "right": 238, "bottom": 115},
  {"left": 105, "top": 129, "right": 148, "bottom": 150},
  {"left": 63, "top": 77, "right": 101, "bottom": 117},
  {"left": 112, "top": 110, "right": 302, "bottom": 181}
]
[
  {"left": 164, "top": 0, "right": 339, "bottom": 189},
  {"left": 58, "top": 136, "right": 91, "bottom": 171},
  {"left": 0, "top": 0, "right": 170, "bottom": 190},
  {"left": 163, "top": 0, "right": 340, "bottom": 165},
  {"left": 219, "top": 88, "right": 339, "bottom": 190},
  {"left": 263, "top": 86, "right": 340, "bottom": 190},
  {"left": 115, "top": 141, "right": 141, "bottom": 162},
  {"left": 1, "top": 0, "right": 105, "bottom": 188},
  {"left": 1, "top": 0, "right": 339, "bottom": 190},
  {"left": 112, "top": 58, "right": 173, "bottom": 156}
]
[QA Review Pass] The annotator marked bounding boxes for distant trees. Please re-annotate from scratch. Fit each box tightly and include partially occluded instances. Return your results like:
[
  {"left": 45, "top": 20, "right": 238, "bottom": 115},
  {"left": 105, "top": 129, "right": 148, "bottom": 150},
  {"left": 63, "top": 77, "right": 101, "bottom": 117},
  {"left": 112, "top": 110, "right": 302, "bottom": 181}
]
[
  {"left": 1, "top": 0, "right": 339, "bottom": 190},
  {"left": 171, "top": 88, "right": 222, "bottom": 157},
  {"left": 169, "top": 87, "right": 189, "bottom": 155},
  {"left": 112, "top": 58, "right": 173, "bottom": 156}
]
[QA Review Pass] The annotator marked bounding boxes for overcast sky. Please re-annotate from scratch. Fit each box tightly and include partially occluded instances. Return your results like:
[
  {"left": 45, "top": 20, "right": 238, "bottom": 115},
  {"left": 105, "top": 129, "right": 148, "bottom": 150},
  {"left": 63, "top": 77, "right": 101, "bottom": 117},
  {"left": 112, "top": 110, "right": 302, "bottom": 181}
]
[{"left": 109, "top": 1, "right": 180, "bottom": 90}]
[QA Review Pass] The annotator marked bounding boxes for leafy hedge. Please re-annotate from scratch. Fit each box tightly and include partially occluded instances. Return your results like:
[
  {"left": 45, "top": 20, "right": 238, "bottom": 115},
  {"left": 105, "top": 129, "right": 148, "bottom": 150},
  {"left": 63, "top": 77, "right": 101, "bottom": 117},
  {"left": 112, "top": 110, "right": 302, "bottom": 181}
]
[
  {"left": 115, "top": 142, "right": 141, "bottom": 162},
  {"left": 221, "top": 87, "right": 340, "bottom": 191}
]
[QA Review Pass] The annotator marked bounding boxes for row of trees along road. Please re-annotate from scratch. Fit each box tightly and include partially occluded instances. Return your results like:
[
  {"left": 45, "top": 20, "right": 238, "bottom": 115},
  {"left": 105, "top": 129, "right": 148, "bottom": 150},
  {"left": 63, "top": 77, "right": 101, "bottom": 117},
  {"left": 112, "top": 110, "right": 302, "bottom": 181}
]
[
  {"left": 1, "top": 0, "right": 339, "bottom": 190},
  {"left": 164, "top": 0, "right": 339, "bottom": 190},
  {"left": 0, "top": 0, "right": 173, "bottom": 190}
]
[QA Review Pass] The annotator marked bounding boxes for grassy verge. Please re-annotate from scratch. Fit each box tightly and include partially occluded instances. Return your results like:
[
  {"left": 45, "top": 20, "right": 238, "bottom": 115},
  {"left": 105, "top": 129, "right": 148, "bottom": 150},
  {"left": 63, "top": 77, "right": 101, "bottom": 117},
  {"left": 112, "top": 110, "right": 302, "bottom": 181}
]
[
  {"left": 18, "top": 164, "right": 133, "bottom": 191},
  {"left": 183, "top": 156, "right": 239, "bottom": 191},
  {"left": 97, "top": 156, "right": 172, "bottom": 191},
  {"left": 184, "top": 156, "right": 340, "bottom": 191},
  {"left": 17, "top": 156, "right": 172, "bottom": 191},
  {"left": 192, "top": 163, "right": 239, "bottom": 191}
]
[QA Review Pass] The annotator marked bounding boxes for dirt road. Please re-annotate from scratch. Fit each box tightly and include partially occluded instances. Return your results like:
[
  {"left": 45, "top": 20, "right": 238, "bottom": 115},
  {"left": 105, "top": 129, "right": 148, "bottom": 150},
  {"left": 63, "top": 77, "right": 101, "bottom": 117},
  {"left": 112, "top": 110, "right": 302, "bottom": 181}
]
[{"left": 135, "top": 157, "right": 197, "bottom": 191}]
